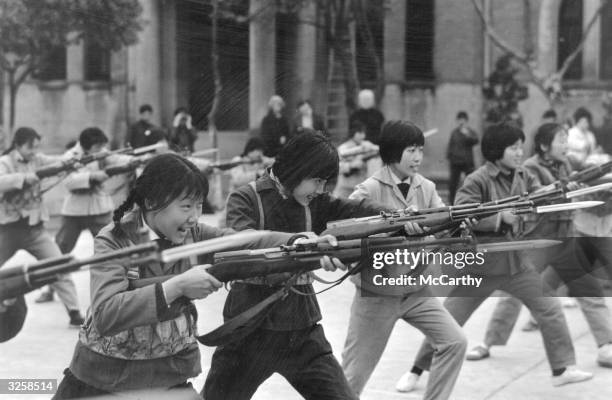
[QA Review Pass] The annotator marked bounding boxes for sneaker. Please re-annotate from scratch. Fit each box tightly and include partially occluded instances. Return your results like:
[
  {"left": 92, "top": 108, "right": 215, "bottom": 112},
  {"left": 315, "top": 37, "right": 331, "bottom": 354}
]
[
  {"left": 68, "top": 310, "right": 84, "bottom": 329},
  {"left": 466, "top": 344, "right": 490, "bottom": 361},
  {"left": 521, "top": 319, "right": 539, "bottom": 332},
  {"left": 395, "top": 372, "right": 419, "bottom": 392},
  {"left": 561, "top": 298, "right": 578, "bottom": 308},
  {"left": 551, "top": 367, "right": 593, "bottom": 387},
  {"left": 597, "top": 343, "right": 612, "bottom": 368},
  {"left": 34, "top": 291, "right": 54, "bottom": 303}
]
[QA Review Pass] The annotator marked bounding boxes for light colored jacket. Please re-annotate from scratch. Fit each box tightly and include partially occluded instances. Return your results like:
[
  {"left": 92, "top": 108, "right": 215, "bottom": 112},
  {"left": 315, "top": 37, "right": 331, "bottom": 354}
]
[
  {"left": 0, "top": 150, "right": 65, "bottom": 225},
  {"left": 61, "top": 144, "right": 132, "bottom": 216},
  {"left": 349, "top": 166, "right": 445, "bottom": 295},
  {"left": 567, "top": 126, "right": 597, "bottom": 170}
]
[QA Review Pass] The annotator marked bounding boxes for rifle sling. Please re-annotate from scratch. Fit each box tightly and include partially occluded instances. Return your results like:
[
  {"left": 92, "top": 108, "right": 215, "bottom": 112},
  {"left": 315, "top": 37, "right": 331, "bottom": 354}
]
[
  {"left": 196, "top": 283, "right": 288, "bottom": 346},
  {"left": 197, "top": 235, "right": 379, "bottom": 346}
]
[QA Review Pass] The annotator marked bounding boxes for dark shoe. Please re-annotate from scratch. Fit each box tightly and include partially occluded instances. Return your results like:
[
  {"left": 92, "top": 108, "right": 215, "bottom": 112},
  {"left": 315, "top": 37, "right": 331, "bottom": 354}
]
[
  {"left": 35, "top": 291, "right": 54, "bottom": 303},
  {"left": 68, "top": 310, "right": 84, "bottom": 329}
]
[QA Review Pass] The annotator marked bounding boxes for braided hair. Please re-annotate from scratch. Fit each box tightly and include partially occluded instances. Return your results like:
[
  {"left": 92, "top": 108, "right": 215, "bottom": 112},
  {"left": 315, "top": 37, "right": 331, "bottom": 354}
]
[{"left": 112, "top": 153, "right": 209, "bottom": 236}]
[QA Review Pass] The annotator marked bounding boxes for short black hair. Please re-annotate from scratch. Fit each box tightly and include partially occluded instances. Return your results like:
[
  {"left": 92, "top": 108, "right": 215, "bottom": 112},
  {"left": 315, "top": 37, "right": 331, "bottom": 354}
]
[
  {"left": 296, "top": 99, "right": 313, "bottom": 109},
  {"left": 3, "top": 127, "right": 41, "bottom": 155},
  {"left": 272, "top": 129, "right": 339, "bottom": 191},
  {"left": 112, "top": 153, "right": 209, "bottom": 236},
  {"left": 378, "top": 120, "right": 424, "bottom": 165},
  {"left": 349, "top": 120, "right": 366, "bottom": 138},
  {"left": 534, "top": 123, "right": 565, "bottom": 156},
  {"left": 481, "top": 123, "right": 525, "bottom": 162},
  {"left": 79, "top": 127, "right": 108, "bottom": 151},
  {"left": 456, "top": 111, "right": 468, "bottom": 120},
  {"left": 573, "top": 107, "right": 592, "bottom": 125},
  {"left": 139, "top": 104, "right": 153, "bottom": 114},
  {"left": 242, "top": 137, "right": 265, "bottom": 156},
  {"left": 542, "top": 109, "right": 557, "bottom": 120}
]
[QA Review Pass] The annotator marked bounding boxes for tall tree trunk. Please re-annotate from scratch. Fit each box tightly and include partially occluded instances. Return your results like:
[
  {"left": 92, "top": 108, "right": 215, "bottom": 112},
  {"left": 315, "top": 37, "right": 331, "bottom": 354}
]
[
  {"left": 353, "top": 0, "right": 384, "bottom": 103},
  {"left": 208, "top": 0, "right": 223, "bottom": 210},
  {"left": 8, "top": 70, "right": 16, "bottom": 136},
  {"left": 333, "top": 2, "right": 358, "bottom": 114}
]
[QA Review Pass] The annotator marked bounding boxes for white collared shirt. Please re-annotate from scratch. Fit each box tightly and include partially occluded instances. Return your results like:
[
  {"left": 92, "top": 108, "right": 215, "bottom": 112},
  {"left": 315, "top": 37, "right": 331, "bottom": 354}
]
[{"left": 388, "top": 168, "right": 412, "bottom": 186}]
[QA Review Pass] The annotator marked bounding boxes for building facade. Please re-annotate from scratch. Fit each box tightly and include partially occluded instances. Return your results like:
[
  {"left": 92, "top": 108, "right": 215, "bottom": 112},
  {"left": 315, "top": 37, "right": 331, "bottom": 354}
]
[{"left": 3, "top": 0, "right": 612, "bottom": 180}]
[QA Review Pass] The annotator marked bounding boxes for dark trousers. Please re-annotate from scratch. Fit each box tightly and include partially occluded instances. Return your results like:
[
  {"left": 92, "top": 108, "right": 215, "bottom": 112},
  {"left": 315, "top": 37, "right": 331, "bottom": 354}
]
[
  {"left": 53, "top": 369, "right": 109, "bottom": 399},
  {"left": 0, "top": 220, "right": 80, "bottom": 311},
  {"left": 55, "top": 213, "right": 111, "bottom": 254},
  {"left": 204, "top": 324, "right": 357, "bottom": 400},
  {"left": 448, "top": 163, "right": 474, "bottom": 204},
  {"left": 53, "top": 368, "right": 199, "bottom": 399}
]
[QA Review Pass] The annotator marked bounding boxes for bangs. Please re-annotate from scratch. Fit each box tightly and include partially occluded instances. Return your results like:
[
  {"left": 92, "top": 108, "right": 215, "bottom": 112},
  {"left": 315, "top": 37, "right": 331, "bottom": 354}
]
[
  {"left": 139, "top": 154, "right": 209, "bottom": 211},
  {"left": 163, "top": 168, "right": 208, "bottom": 206}
]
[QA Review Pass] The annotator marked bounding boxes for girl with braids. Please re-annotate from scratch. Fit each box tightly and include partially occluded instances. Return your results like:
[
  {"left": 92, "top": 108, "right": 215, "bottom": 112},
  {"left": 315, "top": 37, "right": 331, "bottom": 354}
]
[
  {"left": 0, "top": 127, "right": 83, "bottom": 328},
  {"left": 53, "top": 153, "right": 341, "bottom": 399}
]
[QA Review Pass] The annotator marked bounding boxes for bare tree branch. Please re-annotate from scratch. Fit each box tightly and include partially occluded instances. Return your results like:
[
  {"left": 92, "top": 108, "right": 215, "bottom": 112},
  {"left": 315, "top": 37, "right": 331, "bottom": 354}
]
[
  {"left": 558, "top": 0, "right": 610, "bottom": 79},
  {"left": 218, "top": 0, "right": 275, "bottom": 23},
  {"left": 522, "top": 0, "right": 533, "bottom": 57},
  {"left": 469, "top": 0, "right": 529, "bottom": 63}
]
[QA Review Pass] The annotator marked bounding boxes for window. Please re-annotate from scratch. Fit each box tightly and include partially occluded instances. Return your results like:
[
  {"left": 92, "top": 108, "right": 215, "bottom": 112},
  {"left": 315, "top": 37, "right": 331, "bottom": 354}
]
[
  {"left": 355, "top": 0, "right": 384, "bottom": 88},
  {"left": 405, "top": 0, "right": 434, "bottom": 81},
  {"left": 33, "top": 46, "right": 66, "bottom": 81},
  {"left": 84, "top": 37, "right": 111, "bottom": 81},
  {"left": 600, "top": 0, "right": 612, "bottom": 79},
  {"left": 558, "top": 0, "right": 583, "bottom": 80}
]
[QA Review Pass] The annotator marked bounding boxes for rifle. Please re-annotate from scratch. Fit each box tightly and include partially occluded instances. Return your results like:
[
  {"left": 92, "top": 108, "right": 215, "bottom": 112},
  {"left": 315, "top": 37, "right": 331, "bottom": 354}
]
[
  {"left": 209, "top": 157, "right": 264, "bottom": 172},
  {"left": 190, "top": 148, "right": 219, "bottom": 158},
  {"left": 339, "top": 146, "right": 380, "bottom": 162},
  {"left": 474, "top": 182, "right": 612, "bottom": 207},
  {"left": 0, "top": 243, "right": 158, "bottom": 301},
  {"left": 33, "top": 147, "right": 133, "bottom": 179},
  {"left": 567, "top": 160, "right": 612, "bottom": 184},
  {"left": 322, "top": 200, "right": 602, "bottom": 240},
  {"left": 104, "top": 158, "right": 148, "bottom": 177},
  {"left": 128, "top": 142, "right": 167, "bottom": 156},
  {"left": 0, "top": 230, "right": 272, "bottom": 301},
  {"left": 128, "top": 235, "right": 561, "bottom": 289}
]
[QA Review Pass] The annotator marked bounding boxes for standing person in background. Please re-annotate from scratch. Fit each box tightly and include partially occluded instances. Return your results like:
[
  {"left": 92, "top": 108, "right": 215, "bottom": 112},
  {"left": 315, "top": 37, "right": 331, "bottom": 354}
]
[
  {"left": 217, "top": 137, "right": 273, "bottom": 228},
  {"left": 0, "top": 127, "right": 84, "bottom": 328},
  {"left": 228, "top": 137, "right": 273, "bottom": 193},
  {"left": 541, "top": 109, "right": 558, "bottom": 124},
  {"left": 126, "top": 104, "right": 165, "bottom": 149},
  {"left": 334, "top": 121, "right": 378, "bottom": 198},
  {"left": 260, "top": 95, "right": 291, "bottom": 157},
  {"left": 349, "top": 89, "right": 385, "bottom": 144},
  {"left": 170, "top": 107, "right": 198, "bottom": 154},
  {"left": 446, "top": 111, "right": 479, "bottom": 204},
  {"left": 292, "top": 99, "right": 326, "bottom": 136}
]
